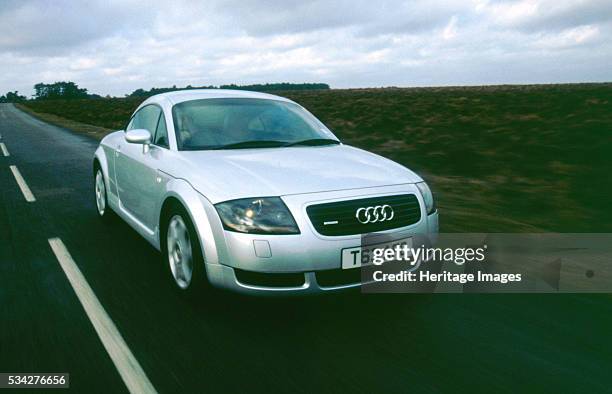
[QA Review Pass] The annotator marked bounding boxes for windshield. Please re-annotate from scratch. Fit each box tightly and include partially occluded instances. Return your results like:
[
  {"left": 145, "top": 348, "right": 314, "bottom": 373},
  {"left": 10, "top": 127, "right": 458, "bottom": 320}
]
[{"left": 172, "top": 98, "right": 338, "bottom": 150}]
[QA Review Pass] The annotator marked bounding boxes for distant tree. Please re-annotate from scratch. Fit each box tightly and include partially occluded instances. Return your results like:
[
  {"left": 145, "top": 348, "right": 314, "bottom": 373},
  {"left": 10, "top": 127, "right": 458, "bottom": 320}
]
[
  {"left": 34, "top": 81, "right": 89, "bottom": 100},
  {"left": 0, "top": 91, "right": 26, "bottom": 102},
  {"left": 126, "top": 85, "right": 212, "bottom": 97},
  {"left": 128, "top": 88, "right": 147, "bottom": 97}
]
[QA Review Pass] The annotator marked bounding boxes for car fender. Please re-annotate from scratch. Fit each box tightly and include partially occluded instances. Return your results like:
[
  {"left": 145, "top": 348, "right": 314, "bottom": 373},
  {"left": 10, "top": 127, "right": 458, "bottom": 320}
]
[
  {"left": 160, "top": 178, "right": 222, "bottom": 272},
  {"left": 93, "top": 145, "right": 109, "bottom": 178}
]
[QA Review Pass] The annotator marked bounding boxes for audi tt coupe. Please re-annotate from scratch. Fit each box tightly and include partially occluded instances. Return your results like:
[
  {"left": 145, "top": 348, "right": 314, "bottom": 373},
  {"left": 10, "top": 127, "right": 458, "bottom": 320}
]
[{"left": 93, "top": 89, "right": 438, "bottom": 295}]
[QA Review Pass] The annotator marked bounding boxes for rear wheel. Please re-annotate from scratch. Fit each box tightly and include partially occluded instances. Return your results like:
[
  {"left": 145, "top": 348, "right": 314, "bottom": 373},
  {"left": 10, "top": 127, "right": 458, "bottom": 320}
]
[
  {"left": 94, "top": 168, "right": 114, "bottom": 221},
  {"left": 163, "top": 205, "right": 207, "bottom": 294}
]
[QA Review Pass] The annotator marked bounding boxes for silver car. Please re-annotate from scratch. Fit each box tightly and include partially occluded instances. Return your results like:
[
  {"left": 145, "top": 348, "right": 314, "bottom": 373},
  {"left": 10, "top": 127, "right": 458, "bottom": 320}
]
[{"left": 93, "top": 89, "right": 438, "bottom": 295}]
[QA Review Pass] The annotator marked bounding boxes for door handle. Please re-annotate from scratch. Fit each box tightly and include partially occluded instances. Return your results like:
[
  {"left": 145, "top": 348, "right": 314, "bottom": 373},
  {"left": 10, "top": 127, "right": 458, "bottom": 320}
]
[{"left": 115, "top": 146, "right": 121, "bottom": 157}]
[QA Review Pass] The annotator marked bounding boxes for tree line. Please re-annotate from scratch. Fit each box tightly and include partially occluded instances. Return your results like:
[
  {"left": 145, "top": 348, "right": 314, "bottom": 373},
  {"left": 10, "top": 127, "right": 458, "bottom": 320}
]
[
  {"left": 127, "top": 82, "right": 329, "bottom": 97},
  {"left": 0, "top": 91, "right": 26, "bottom": 103},
  {"left": 33, "top": 81, "right": 94, "bottom": 100},
  {"left": 0, "top": 81, "right": 330, "bottom": 102},
  {"left": 1, "top": 81, "right": 94, "bottom": 102}
]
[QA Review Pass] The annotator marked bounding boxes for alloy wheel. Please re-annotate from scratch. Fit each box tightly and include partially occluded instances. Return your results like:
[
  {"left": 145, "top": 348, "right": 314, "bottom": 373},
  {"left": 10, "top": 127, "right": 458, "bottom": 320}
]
[
  {"left": 167, "top": 215, "right": 194, "bottom": 289},
  {"left": 95, "top": 170, "right": 106, "bottom": 216}
]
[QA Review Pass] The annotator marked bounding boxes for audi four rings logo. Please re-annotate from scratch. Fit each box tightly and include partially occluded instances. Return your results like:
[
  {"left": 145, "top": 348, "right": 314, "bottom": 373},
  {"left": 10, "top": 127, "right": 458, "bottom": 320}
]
[{"left": 355, "top": 205, "right": 395, "bottom": 224}]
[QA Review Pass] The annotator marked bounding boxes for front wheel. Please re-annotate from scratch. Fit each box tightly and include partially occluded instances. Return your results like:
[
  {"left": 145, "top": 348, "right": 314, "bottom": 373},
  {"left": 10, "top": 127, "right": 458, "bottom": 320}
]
[{"left": 163, "top": 206, "right": 207, "bottom": 295}]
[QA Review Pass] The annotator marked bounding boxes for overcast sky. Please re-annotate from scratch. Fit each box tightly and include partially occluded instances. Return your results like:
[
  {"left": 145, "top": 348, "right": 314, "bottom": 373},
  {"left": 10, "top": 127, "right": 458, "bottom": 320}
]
[{"left": 1, "top": 0, "right": 611, "bottom": 97}]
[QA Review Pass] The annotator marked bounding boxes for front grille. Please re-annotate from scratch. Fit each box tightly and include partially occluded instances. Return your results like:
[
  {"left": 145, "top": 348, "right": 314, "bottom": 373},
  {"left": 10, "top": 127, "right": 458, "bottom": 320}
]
[{"left": 306, "top": 194, "right": 421, "bottom": 236}]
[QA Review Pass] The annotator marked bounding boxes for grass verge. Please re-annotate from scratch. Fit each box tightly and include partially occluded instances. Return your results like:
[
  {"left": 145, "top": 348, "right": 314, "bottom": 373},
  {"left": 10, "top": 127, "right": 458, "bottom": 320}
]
[{"left": 16, "top": 103, "right": 112, "bottom": 140}]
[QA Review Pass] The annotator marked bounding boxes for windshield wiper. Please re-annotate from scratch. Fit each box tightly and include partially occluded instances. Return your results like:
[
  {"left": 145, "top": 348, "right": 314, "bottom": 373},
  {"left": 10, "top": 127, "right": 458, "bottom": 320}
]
[
  {"left": 204, "top": 138, "right": 340, "bottom": 150},
  {"left": 283, "top": 138, "right": 341, "bottom": 147},
  {"left": 208, "top": 140, "right": 288, "bottom": 150}
]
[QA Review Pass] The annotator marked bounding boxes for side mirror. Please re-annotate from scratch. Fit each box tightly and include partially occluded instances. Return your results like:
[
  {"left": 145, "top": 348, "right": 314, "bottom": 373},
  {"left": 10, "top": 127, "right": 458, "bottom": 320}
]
[
  {"left": 125, "top": 129, "right": 151, "bottom": 153},
  {"left": 125, "top": 129, "right": 151, "bottom": 144}
]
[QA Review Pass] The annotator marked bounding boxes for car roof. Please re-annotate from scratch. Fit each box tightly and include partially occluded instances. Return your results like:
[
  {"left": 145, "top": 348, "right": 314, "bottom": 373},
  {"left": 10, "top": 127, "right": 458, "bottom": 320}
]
[{"left": 140, "top": 89, "right": 294, "bottom": 107}]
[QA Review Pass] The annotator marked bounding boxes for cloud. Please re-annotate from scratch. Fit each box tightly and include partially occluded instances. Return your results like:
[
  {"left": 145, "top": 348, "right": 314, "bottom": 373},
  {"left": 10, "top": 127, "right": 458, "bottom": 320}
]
[
  {"left": 208, "top": 0, "right": 467, "bottom": 37},
  {"left": 442, "top": 16, "right": 459, "bottom": 40},
  {"left": 0, "top": 0, "right": 155, "bottom": 54},
  {"left": 0, "top": 0, "right": 611, "bottom": 97},
  {"left": 531, "top": 24, "right": 601, "bottom": 49},
  {"left": 477, "top": 0, "right": 612, "bottom": 31}
]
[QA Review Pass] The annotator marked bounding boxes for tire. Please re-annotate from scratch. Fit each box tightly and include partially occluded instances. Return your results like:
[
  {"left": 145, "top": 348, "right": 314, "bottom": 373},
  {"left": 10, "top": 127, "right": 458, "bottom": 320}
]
[
  {"left": 161, "top": 204, "right": 208, "bottom": 295},
  {"left": 94, "top": 167, "right": 115, "bottom": 221}
]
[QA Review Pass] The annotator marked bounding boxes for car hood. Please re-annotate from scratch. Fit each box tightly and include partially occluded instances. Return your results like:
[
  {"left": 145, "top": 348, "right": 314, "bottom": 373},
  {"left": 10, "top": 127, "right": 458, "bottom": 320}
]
[{"left": 171, "top": 145, "right": 423, "bottom": 203}]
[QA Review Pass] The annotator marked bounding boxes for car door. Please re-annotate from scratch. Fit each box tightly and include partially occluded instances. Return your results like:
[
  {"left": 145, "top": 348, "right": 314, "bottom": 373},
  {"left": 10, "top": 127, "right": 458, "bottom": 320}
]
[
  {"left": 115, "top": 104, "right": 166, "bottom": 231},
  {"left": 143, "top": 111, "right": 172, "bottom": 229}
]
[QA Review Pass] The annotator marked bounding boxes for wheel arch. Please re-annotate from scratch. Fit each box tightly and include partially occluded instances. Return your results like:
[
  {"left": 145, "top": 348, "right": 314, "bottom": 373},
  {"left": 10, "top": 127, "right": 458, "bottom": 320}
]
[
  {"left": 159, "top": 196, "right": 184, "bottom": 238},
  {"left": 93, "top": 147, "right": 115, "bottom": 203},
  {"left": 93, "top": 157, "right": 101, "bottom": 175},
  {"left": 159, "top": 179, "right": 221, "bottom": 271},
  {"left": 93, "top": 146, "right": 109, "bottom": 178}
]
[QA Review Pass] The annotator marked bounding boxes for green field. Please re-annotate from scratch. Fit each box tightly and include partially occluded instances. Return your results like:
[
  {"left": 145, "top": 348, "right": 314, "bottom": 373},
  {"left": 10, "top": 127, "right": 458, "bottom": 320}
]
[{"left": 21, "top": 83, "right": 612, "bottom": 233}]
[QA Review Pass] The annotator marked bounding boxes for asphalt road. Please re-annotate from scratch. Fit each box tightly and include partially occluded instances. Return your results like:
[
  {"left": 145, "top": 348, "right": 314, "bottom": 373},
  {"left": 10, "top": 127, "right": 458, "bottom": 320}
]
[{"left": 1, "top": 102, "right": 611, "bottom": 393}]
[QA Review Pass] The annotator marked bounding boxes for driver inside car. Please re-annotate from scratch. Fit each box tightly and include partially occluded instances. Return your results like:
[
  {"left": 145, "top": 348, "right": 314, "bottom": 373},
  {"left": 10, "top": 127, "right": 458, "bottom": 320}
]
[
  {"left": 221, "top": 112, "right": 254, "bottom": 144},
  {"left": 181, "top": 110, "right": 256, "bottom": 148}
]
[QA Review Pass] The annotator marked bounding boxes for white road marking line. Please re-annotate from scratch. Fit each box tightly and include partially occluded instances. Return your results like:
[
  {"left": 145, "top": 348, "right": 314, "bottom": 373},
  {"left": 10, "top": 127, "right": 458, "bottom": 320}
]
[
  {"left": 9, "top": 165, "right": 36, "bottom": 202},
  {"left": 0, "top": 142, "right": 8, "bottom": 157},
  {"left": 48, "top": 238, "right": 158, "bottom": 394}
]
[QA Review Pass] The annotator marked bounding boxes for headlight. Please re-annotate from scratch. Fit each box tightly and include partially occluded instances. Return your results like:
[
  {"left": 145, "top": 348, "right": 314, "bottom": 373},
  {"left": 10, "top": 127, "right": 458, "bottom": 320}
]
[
  {"left": 215, "top": 197, "right": 300, "bottom": 235},
  {"left": 416, "top": 182, "right": 436, "bottom": 215}
]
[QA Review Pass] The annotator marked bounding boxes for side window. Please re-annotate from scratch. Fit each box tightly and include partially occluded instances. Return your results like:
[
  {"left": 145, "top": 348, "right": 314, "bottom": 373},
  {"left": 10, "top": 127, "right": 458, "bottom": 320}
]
[
  {"left": 154, "top": 113, "right": 169, "bottom": 148},
  {"left": 127, "top": 105, "right": 161, "bottom": 135}
]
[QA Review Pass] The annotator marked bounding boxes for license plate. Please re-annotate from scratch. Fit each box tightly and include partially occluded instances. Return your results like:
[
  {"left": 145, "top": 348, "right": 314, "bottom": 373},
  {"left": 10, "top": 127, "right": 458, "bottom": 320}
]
[{"left": 341, "top": 237, "right": 412, "bottom": 269}]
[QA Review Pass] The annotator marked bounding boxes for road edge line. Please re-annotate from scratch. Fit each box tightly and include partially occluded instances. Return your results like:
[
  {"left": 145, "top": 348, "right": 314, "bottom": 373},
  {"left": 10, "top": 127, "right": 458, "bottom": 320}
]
[{"left": 48, "top": 238, "right": 158, "bottom": 394}]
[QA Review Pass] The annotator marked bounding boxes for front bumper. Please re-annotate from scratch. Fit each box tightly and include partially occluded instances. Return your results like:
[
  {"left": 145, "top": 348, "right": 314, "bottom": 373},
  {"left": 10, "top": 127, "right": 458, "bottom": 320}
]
[
  {"left": 199, "top": 184, "right": 439, "bottom": 295},
  {"left": 206, "top": 264, "right": 361, "bottom": 295}
]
